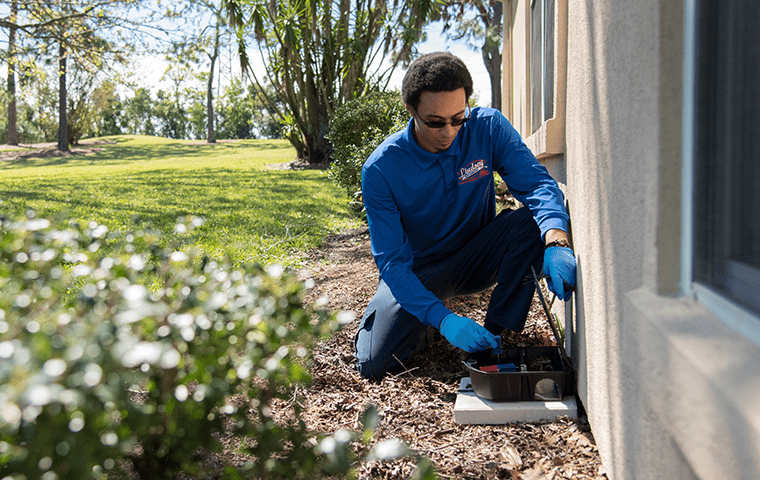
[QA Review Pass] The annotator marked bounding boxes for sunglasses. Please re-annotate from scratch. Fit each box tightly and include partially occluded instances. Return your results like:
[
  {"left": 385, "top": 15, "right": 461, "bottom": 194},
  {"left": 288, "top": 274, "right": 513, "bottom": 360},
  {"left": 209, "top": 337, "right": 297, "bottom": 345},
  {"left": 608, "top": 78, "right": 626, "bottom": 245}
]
[{"left": 414, "top": 103, "right": 471, "bottom": 129}]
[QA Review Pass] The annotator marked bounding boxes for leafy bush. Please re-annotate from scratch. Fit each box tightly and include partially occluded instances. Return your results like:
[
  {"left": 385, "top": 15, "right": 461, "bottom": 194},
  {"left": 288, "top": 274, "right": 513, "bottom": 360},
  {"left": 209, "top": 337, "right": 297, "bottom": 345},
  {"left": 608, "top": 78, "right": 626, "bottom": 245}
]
[
  {"left": 0, "top": 213, "right": 333, "bottom": 479},
  {"left": 327, "top": 92, "right": 408, "bottom": 215},
  {"left": 0, "top": 212, "right": 435, "bottom": 479}
]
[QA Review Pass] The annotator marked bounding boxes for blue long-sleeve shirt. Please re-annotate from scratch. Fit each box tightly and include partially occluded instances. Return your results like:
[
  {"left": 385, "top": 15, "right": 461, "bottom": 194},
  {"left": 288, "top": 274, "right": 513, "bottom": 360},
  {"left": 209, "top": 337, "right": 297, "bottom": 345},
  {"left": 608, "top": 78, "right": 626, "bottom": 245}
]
[{"left": 361, "top": 107, "right": 568, "bottom": 328}]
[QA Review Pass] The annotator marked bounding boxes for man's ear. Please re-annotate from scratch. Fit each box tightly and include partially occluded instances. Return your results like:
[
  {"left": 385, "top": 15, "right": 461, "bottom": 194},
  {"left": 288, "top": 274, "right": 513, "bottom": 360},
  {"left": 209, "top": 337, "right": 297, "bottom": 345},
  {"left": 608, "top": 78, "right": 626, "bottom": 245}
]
[{"left": 405, "top": 104, "right": 414, "bottom": 117}]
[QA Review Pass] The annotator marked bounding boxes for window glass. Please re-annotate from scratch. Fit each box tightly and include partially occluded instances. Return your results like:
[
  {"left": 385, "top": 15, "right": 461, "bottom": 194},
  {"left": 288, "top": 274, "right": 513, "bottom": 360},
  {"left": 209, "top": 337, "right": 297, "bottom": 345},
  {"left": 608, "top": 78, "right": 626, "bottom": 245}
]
[
  {"left": 530, "top": 0, "right": 543, "bottom": 131},
  {"left": 693, "top": 0, "right": 760, "bottom": 315},
  {"left": 530, "top": 0, "right": 555, "bottom": 133},
  {"left": 543, "top": 0, "right": 555, "bottom": 122}
]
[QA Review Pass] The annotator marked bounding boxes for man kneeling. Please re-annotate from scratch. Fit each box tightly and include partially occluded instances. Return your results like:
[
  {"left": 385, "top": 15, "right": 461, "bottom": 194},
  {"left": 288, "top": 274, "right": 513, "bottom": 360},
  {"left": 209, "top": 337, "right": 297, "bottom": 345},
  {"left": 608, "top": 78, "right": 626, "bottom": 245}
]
[{"left": 354, "top": 52, "right": 576, "bottom": 379}]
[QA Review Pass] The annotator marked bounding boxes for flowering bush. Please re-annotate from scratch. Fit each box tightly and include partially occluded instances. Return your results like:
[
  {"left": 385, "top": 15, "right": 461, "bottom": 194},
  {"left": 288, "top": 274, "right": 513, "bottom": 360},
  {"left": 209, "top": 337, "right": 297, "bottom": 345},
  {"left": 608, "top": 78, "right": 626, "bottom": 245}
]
[
  {"left": 0, "top": 212, "right": 435, "bottom": 479},
  {"left": 0, "top": 213, "right": 344, "bottom": 479}
]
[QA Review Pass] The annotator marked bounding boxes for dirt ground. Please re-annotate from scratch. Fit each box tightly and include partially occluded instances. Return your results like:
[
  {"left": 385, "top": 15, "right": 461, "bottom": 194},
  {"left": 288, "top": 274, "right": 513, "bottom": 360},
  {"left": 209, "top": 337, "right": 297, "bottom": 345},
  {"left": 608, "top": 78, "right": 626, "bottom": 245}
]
[{"left": 294, "top": 228, "right": 607, "bottom": 480}]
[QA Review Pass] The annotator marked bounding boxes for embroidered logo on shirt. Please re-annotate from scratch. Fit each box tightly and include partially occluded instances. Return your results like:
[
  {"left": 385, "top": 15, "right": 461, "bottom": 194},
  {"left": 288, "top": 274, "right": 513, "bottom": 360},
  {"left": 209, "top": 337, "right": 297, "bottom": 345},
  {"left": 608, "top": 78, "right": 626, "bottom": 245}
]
[{"left": 458, "top": 159, "right": 489, "bottom": 184}]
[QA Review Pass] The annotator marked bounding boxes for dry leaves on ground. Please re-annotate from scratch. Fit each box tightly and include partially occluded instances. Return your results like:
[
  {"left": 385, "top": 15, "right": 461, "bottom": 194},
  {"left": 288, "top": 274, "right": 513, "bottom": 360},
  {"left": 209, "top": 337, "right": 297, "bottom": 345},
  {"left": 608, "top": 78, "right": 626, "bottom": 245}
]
[{"left": 295, "top": 228, "right": 606, "bottom": 480}]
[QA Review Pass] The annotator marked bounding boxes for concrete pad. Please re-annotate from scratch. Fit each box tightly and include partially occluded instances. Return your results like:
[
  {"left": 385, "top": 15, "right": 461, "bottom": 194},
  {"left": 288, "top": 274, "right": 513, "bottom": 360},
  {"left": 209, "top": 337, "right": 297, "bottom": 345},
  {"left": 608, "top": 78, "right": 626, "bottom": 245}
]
[{"left": 454, "top": 377, "right": 577, "bottom": 425}]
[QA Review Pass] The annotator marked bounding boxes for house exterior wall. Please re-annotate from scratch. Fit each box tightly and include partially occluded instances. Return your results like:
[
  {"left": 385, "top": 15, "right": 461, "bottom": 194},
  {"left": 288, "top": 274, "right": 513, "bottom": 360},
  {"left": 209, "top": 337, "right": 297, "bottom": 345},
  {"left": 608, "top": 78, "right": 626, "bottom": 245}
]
[{"left": 503, "top": 1, "right": 760, "bottom": 478}]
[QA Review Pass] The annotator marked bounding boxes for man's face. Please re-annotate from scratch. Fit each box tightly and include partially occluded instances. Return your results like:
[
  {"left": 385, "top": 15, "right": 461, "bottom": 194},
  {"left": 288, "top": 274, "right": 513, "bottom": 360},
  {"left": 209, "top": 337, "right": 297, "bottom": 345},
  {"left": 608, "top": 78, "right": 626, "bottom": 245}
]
[{"left": 407, "top": 88, "right": 468, "bottom": 153}]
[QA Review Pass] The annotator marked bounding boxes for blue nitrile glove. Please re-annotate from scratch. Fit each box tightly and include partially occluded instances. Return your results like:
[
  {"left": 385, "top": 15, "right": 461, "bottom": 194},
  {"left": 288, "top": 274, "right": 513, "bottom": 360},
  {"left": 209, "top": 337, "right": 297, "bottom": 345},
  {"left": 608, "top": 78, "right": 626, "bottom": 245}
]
[
  {"left": 439, "top": 313, "right": 500, "bottom": 353},
  {"left": 543, "top": 246, "right": 577, "bottom": 301}
]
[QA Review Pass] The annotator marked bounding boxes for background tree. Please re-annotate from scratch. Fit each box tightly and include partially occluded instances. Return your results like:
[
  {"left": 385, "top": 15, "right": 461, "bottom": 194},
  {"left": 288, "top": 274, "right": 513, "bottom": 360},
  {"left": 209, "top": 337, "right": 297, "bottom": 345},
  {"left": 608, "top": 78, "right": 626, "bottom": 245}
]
[
  {"left": 226, "top": 0, "right": 439, "bottom": 164},
  {"left": 9, "top": 59, "right": 123, "bottom": 143},
  {"left": 162, "top": 0, "right": 235, "bottom": 144},
  {"left": 249, "top": 82, "right": 285, "bottom": 138},
  {"left": 6, "top": 0, "right": 19, "bottom": 145},
  {"left": 64, "top": 62, "right": 124, "bottom": 143},
  {"left": 186, "top": 85, "right": 209, "bottom": 140},
  {"left": 216, "top": 77, "right": 255, "bottom": 139},
  {"left": 91, "top": 79, "right": 123, "bottom": 137},
  {"left": 23, "top": 1, "right": 123, "bottom": 151},
  {"left": 154, "top": 91, "right": 187, "bottom": 140},
  {"left": 58, "top": 44, "right": 68, "bottom": 150},
  {"left": 155, "top": 64, "right": 198, "bottom": 139},
  {"left": 438, "top": 0, "right": 503, "bottom": 110},
  {"left": 27, "top": 71, "right": 58, "bottom": 142},
  {"left": 201, "top": 4, "right": 224, "bottom": 144},
  {"left": 1, "top": 0, "right": 174, "bottom": 149},
  {"left": 121, "top": 86, "right": 155, "bottom": 135}
]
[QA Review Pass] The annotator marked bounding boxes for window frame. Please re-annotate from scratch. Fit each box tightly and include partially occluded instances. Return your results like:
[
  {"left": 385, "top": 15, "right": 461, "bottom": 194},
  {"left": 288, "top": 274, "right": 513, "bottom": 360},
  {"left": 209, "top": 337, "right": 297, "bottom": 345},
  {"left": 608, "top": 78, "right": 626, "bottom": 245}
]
[
  {"left": 507, "top": 0, "right": 566, "bottom": 158},
  {"left": 530, "top": 0, "right": 555, "bottom": 133},
  {"left": 681, "top": 0, "right": 760, "bottom": 345}
]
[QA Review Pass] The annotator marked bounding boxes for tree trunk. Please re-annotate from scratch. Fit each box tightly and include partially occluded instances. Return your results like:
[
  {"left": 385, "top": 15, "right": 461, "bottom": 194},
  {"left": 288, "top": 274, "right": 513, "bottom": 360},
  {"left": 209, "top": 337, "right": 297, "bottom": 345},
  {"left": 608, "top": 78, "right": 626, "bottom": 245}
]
[
  {"left": 300, "top": 45, "right": 331, "bottom": 164},
  {"left": 6, "top": 0, "right": 18, "bottom": 145},
  {"left": 206, "top": 23, "right": 220, "bottom": 144},
  {"left": 303, "top": 115, "right": 331, "bottom": 165},
  {"left": 58, "top": 43, "right": 69, "bottom": 152},
  {"left": 482, "top": 0, "right": 503, "bottom": 111}
]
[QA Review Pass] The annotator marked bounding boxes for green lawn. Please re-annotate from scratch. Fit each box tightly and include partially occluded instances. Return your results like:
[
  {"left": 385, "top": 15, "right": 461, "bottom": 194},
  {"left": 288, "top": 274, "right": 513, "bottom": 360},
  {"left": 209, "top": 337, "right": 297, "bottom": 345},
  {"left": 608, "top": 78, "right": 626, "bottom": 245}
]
[{"left": 0, "top": 135, "right": 361, "bottom": 267}]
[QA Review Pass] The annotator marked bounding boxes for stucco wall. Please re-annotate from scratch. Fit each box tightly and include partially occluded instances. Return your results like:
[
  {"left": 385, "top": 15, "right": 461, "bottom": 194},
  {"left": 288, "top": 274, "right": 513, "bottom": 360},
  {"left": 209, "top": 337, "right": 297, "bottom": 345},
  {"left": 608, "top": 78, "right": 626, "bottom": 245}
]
[
  {"left": 564, "top": 0, "right": 658, "bottom": 474},
  {"left": 503, "top": 1, "right": 760, "bottom": 476},
  {"left": 560, "top": 1, "right": 760, "bottom": 479}
]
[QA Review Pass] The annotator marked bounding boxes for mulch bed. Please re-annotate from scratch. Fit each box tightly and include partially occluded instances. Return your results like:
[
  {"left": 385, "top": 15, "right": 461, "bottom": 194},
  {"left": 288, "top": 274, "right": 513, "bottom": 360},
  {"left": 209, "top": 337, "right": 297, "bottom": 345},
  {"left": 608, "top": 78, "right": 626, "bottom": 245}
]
[{"left": 295, "top": 228, "right": 607, "bottom": 479}]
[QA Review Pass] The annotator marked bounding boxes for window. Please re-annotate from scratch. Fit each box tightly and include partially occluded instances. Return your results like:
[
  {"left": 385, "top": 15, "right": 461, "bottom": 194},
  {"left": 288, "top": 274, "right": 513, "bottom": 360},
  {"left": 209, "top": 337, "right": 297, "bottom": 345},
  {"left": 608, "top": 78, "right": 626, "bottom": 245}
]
[
  {"left": 530, "top": 0, "right": 555, "bottom": 133},
  {"left": 503, "top": 0, "right": 565, "bottom": 156},
  {"left": 692, "top": 0, "right": 760, "bottom": 316}
]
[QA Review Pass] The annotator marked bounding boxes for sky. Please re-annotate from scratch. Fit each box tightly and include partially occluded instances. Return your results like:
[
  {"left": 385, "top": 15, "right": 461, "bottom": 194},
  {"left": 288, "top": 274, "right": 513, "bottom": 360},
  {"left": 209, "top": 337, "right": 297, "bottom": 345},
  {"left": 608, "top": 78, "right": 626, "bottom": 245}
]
[
  {"left": 385, "top": 22, "right": 493, "bottom": 106},
  {"left": 130, "top": 20, "right": 494, "bottom": 107},
  {"left": 0, "top": 6, "right": 493, "bottom": 108}
]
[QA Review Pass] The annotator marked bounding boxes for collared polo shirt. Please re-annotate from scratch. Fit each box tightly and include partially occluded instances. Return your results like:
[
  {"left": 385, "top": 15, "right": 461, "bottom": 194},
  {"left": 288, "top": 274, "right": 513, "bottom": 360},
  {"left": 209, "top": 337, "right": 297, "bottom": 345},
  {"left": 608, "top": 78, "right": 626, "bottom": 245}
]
[{"left": 361, "top": 107, "right": 568, "bottom": 328}]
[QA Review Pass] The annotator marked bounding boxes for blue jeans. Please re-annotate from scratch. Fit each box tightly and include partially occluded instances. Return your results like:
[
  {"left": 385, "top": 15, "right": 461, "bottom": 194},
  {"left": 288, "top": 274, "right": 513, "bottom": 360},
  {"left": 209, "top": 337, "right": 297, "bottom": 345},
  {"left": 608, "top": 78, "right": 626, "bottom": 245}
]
[{"left": 354, "top": 207, "right": 544, "bottom": 378}]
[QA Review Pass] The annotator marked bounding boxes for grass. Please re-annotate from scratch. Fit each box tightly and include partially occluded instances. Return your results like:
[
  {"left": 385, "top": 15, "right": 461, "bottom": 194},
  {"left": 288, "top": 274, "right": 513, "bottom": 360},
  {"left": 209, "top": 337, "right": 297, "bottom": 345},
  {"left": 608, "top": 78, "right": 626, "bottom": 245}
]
[{"left": 0, "top": 135, "right": 362, "bottom": 267}]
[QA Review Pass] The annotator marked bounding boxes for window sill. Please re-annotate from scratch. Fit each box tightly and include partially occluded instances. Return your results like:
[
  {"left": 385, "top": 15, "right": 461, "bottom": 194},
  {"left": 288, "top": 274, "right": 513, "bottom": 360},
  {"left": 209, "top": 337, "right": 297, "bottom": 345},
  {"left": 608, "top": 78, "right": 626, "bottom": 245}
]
[
  {"left": 622, "top": 288, "right": 760, "bottom": 479},
  {"left": 525, "top": 117, "right": 565, "bottom": 159}
]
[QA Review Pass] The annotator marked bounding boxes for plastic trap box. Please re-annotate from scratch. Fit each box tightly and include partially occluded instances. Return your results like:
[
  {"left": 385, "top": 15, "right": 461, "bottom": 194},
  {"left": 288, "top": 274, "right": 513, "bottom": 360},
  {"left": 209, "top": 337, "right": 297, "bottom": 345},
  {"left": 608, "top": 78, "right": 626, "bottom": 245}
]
[{"left": 462, "top": 347, "right": 574, "bottom": 402}]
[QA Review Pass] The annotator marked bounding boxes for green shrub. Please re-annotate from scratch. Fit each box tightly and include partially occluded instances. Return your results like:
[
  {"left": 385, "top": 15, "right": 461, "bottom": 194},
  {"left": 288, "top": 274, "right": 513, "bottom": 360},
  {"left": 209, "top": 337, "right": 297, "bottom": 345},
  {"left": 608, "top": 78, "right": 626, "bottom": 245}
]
[
  {"left": 327, "top": 92, "right": 408, "bottom": 215},
  {"left": 0, "top": 213, "right": 334, "bottom": 479},
  {"left": 0, "top": 212, "right": 435, "bottom": 479}
]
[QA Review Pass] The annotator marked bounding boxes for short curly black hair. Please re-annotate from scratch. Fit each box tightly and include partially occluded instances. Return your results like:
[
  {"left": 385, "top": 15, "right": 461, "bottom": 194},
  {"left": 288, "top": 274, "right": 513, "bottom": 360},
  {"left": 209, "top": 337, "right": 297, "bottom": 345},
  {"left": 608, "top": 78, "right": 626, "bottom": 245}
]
[{"left": 401, "top": 52, "right": 473, "bottom": 109}]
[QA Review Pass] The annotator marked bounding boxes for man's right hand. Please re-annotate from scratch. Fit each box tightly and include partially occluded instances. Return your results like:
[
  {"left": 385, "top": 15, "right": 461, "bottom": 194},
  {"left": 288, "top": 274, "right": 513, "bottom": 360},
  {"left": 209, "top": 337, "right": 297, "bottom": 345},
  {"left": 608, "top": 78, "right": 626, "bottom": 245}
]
[{"left": 439, "top": 313, "right": 500, "bottom": 353}]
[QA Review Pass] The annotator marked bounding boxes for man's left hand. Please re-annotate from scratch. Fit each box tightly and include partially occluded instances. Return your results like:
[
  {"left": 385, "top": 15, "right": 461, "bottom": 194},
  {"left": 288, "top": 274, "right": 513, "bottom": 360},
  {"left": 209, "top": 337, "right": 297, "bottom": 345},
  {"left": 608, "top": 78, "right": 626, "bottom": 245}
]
[{"left": 542, "top": 244, "right": 576, "bottom": 301}]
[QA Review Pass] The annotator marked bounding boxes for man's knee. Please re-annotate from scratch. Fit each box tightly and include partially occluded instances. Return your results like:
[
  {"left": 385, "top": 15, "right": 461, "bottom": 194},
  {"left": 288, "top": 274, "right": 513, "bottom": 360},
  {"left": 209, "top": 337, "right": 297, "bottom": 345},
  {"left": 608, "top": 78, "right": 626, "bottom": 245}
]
[
  {"left": 356, "top": 357, "right": 390, "bottom": 379},
  {"left": 355, "top": 341, "right": 398, "bottom": 379},
  {"left": 354, "top": 313, "right": 391, "bottom": 379},
  {"left": 353, "top": 313, "right": 436, "bottom": 379},
  {"left": 356, "top": 348, "right": 415, "bottom": 379},
  {"left": 354, "top": 329, "right": 406, "bottom": 379}
]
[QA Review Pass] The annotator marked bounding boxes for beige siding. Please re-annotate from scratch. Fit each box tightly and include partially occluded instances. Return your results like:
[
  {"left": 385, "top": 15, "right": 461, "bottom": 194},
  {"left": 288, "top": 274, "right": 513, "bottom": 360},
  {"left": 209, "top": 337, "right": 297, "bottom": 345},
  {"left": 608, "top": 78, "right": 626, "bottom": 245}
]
[{"left": 503, "top": 1, "right": 760, "bottom": 478}]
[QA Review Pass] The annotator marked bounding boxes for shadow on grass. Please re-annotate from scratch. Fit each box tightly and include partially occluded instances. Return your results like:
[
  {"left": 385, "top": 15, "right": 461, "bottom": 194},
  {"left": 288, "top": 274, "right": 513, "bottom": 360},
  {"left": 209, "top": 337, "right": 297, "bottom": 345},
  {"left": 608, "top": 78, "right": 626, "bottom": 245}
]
[{"left": 0, "top": 137, "right": 291, "bottom": 169}]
